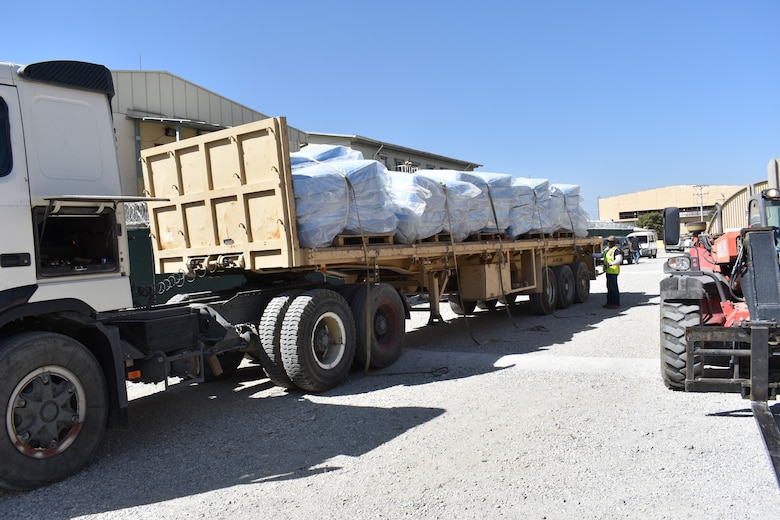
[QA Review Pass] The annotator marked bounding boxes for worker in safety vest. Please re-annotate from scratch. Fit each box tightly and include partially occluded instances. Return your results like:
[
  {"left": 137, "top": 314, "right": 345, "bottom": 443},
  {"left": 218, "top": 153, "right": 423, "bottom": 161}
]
[{"left": 592, "top": 236, "right": 622, "bottom": 309}]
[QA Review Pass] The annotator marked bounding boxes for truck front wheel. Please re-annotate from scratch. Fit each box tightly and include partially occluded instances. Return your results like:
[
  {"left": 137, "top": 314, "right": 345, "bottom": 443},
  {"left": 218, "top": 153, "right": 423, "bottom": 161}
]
[
  {"left": 660, "top": 300, "right": 702, "bottom": 390},
  {"left": 0, "top": 332, "right": 108, "bottom": 490},
  {"left": 280, "top": 289, "right": 356, "bottom": 392}
]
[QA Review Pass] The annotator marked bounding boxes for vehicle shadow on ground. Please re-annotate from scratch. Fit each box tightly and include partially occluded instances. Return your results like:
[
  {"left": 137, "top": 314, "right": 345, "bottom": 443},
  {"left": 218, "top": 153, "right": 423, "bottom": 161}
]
[
  {"left": 0, "top": 290, "right": 652, "bottom": 514},
  {"left": 0, "top": 369, "right": 445, "bottom": 515},
  {"left": 405, "top": 289, "right": 649, "bottom": 355}
]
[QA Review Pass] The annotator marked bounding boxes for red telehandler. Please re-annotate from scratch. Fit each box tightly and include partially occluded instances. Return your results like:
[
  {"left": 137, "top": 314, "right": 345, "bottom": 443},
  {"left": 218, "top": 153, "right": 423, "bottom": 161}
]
[{"left": 660, "top": 181, "right": 780, "bottom": 485}]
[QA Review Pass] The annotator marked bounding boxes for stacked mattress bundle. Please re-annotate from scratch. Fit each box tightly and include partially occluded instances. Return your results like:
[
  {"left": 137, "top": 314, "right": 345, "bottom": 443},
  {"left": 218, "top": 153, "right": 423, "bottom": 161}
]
[{"left": 289, "top": 145, "right": 591, "bottom": 248}]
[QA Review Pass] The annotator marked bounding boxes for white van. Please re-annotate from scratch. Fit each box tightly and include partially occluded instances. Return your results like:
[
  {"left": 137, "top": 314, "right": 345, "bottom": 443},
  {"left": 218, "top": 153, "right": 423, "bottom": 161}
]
[{"left": 627, "top": 230, "right": 658, "bottom": 258}]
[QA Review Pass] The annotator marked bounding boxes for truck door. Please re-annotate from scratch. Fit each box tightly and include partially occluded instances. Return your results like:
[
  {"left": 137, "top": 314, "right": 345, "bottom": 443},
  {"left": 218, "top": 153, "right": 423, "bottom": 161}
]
[{"left": 0, "top": 85, "right": 37, "bottom": 295}]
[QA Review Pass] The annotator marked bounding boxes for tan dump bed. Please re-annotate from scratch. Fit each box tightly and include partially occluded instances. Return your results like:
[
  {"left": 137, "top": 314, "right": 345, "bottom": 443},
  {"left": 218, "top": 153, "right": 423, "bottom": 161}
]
[{"left": 141, "top": 118, "right": 303, "bottom": 273}]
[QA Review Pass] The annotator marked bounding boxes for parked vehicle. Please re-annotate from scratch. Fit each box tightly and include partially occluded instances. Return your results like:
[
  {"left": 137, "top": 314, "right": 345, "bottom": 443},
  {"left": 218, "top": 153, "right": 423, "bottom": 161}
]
[
  {"left": 0, "top": 60, "right": 599, "bottom": 490},
  {"left": 664, "top": 236, "right": 685, "bottom": 252},
  {"left": 627, "top": 230, "right": 658, "bottom": 258},
  {"left": 602, "top": 236, "right": 632, "bottom": 264}
]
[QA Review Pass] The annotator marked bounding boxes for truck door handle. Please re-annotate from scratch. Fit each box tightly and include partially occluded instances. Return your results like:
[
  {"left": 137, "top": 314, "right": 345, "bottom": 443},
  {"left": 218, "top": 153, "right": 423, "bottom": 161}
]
[{"left": 1, "top": 253, "right": 31, "bottom": 267}]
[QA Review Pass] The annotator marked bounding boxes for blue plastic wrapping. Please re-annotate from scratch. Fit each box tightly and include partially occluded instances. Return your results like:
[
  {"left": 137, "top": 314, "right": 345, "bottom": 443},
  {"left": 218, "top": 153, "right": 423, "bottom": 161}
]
[
  {"left": 388, "top": 173, "right": 444, "bottom": 243},
  {"left": 290, "top": 144, "right": 363, "bottom": 170},
  {"left": 414, "top": 171, "right": 484, "bottom": 241},
  {"left": 292, "top": 159, "right": 397, "bottom": 247},
  {"left": 420, "top": 170, "right": 515, "bottom": 232},
  {"left": 290, "top": 145, "right": 591, "bottom": 245}
]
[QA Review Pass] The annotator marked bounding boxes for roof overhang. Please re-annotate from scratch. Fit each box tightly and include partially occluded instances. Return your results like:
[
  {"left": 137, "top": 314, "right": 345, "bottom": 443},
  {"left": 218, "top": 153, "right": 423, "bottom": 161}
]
[
  {"left": 125, "top": 109, "right": 226, "bottom": 132},
  {"left": 308, "top": 132, "right": 482, "bottom": 169}
]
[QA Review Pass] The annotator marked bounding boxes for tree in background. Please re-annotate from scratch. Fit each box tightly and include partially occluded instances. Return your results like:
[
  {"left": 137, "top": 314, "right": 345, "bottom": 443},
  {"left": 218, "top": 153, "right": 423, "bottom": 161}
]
[{"left": 636, "top": 212, "right": 663, "bottom": 235}]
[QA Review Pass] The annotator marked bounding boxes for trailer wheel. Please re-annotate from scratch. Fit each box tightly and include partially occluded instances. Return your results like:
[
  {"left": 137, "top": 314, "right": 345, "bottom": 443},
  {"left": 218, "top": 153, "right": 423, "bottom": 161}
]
[
  {"left": 476, "top": 299, "right": 498, "bottom": 311},
  {"left": 0, "top": 332, "right": 107, "bottom": 490},
  {"left": 529, "top": 267, "right": 557, "bottom": 315},
  {"left": 255, "top": 291, "right": 301, "bottom": 389},
  {"left": 573, "top": 262, "right": 590, "bottom": 303},
  {"left": 660, "top": 300, "right": 702, "bottom": 390},
  {"left": 280, "top": 289, "right": 356, "bottom": 392},
  {"left": 448, "top": 294, "right": 477, "bottom": 315},
  {"left": 351, "top": 283, "right": 405, "bottom": 369},
  {"left": 553, "top": 265, "right": 575, "bottom": 309},
  {"left": 203, "top": 351, "right": 245, "bottom": 381}
]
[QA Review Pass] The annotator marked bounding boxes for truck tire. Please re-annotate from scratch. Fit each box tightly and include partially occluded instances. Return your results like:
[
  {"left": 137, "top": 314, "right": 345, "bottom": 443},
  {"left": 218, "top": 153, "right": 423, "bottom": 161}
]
[
  {"left": 448, "top": 294, "right": 477, "bottom": 315},
  {"left": 660, "top": 300, "right": 702, "bottom": 390},
  {"left": 280, "top": 289, "right": 356, "bottom": 392},
  {"left": 351, "top": 283, "right": 405, "bottom": 369},
  {"left": 0, "top": 332, "right": 108, "bottom": 490},
  {"left": 529, "top": 267, "right": 557, "bottom": 315},
  {"left": 256, "top": 291, "right": 301, "bottom": 389},
  {"left": 553, "top": 265, "right": 575, "bottom": 309},
  {"left": 573, "top": 262, "right": 590, "bottom": 303}
]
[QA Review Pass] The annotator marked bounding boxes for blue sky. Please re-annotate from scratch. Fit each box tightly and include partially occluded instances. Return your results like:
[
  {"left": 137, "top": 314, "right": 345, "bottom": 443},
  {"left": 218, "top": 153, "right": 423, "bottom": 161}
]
[{"left": 4, "top": 1, "right": 778, "bottom": 217}]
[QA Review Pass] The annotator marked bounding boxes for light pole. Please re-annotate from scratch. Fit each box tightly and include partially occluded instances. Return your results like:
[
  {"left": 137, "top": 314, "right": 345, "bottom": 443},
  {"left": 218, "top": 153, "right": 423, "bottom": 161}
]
[{"left": 693, "top": 184, "right": 708, "bottom": 220}]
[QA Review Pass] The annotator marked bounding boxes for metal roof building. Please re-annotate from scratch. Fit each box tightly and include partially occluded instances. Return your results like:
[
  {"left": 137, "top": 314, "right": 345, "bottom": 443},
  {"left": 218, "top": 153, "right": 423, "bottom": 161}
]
[{"left": 109, "top": 70, "right": 479, "bottom": 196}]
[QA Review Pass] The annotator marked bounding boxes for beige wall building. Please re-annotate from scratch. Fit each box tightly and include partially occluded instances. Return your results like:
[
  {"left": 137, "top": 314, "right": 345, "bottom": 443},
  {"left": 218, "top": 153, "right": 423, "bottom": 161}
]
[{"left": 599, "top": 184, "right": 743, "bottom": 231}]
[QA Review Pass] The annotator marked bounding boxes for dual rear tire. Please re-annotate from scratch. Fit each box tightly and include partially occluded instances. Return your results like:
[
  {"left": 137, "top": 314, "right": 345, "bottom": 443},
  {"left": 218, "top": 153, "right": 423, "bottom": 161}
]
[
  {"left": 529, "top": 262, "right": 590, "bottom": 315},
  {"left": 254, "top": 284, "right": 405, "bottom": 392}
]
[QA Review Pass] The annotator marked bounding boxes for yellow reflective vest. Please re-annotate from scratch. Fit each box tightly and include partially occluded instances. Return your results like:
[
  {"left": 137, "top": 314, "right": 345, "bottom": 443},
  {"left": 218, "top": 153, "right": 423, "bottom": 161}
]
[{"left": 604, "top": 246, "right": 620, "bottom": 275}]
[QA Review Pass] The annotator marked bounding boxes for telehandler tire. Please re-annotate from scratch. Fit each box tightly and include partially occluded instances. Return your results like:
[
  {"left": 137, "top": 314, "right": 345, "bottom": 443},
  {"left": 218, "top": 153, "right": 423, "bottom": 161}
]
[{"left": 660, "top": 300, "right": 702, "bottom": 390}]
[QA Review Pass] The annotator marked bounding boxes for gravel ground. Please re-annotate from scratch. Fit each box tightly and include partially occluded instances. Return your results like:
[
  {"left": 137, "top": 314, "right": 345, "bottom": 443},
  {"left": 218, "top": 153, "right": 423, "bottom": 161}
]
[{"left": 2, "top": 252, "right": 780, "bottom": 519}]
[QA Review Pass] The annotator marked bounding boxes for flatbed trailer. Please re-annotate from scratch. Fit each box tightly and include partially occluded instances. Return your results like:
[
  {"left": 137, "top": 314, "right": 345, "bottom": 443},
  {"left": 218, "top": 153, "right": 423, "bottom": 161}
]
[{"left": 141, "top": 117, "right": 599, "bottom": 322}]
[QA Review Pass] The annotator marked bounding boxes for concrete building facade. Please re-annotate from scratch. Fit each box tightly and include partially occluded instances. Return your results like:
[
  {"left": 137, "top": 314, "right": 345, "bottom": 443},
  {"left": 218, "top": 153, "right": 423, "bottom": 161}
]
[{"left": 598, "top": 184, "right": 743, "bottom": 232}]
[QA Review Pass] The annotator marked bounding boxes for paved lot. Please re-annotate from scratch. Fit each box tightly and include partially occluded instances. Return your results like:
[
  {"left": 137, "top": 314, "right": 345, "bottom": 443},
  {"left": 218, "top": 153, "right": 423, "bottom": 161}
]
[{"left": 2, "top": 251, "right": 780, "bottom": 519}]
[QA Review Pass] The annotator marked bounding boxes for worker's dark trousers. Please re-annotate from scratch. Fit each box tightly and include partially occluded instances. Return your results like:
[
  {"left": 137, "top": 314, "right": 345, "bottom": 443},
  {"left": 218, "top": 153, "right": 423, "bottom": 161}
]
[{"left": 606, "top": 273, "right": 620, "bottom": 306}]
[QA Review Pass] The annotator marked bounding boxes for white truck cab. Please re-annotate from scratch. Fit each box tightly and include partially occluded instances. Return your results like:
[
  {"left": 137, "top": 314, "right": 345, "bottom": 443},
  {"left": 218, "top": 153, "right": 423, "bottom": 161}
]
[{"left": 0, "top": 61, "right": 134, "bottom": 312}]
